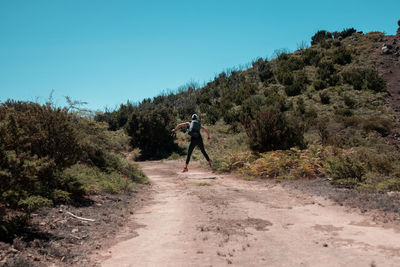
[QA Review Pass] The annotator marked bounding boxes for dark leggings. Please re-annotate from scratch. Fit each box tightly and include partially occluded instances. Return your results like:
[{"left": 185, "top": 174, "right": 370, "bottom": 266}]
[{"left": 186, "top": 136, "right": 210, "bottom": 164}]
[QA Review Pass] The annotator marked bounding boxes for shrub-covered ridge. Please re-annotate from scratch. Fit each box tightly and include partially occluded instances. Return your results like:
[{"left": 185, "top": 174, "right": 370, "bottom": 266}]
[{"left": 97, "top": 25, "right": 400, "bottom": 194}]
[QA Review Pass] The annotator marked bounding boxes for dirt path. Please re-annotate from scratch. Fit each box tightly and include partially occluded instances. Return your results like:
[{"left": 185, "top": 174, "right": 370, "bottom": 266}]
[{"left": 94, "top": 160, "right": 400, "bottom": 266}]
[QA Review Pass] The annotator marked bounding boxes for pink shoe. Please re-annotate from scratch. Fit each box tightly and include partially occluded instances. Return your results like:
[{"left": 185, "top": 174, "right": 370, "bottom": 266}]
[
  {"left": 208, "top": 161, "right": 213, "bottom": 169},
  {"left": 182, "top": 167, "right": 188, "bottom": 173}
]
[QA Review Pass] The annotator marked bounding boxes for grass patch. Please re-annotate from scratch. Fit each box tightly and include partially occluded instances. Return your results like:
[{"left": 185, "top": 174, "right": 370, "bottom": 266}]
[{"left": 196, "top": 182, "right": 211, "bottom": 186}]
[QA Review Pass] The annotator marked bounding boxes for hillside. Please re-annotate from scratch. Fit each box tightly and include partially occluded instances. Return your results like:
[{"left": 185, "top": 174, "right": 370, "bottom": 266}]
[{"left": 98, "top": 22, "right": 400, "bottom": 193}]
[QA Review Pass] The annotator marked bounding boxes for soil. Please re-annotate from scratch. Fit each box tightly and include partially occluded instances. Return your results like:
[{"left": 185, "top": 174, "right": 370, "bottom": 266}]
[
  {"left": 92, "top": 160, "right": 400, "bottom": 267},
  {"left": 0, "top": 186, "right": 151, "bottom": 267}
]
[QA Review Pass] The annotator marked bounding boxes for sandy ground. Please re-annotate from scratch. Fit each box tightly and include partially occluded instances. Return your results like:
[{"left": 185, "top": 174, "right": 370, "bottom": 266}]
[{"left": 94, "top": 160, "right": 400, "bottom": 267}]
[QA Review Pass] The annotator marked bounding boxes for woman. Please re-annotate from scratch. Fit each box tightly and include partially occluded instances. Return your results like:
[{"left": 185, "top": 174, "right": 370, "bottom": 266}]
[{"left": 172, "top": 114, "right": 212, "bottom": 172}]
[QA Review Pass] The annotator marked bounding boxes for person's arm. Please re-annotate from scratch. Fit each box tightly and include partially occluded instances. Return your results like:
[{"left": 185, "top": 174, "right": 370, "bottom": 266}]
[
  {"left": 172, "top": 122, "right": 190, "bottom": 132},
  {"left": 201, "top": 126, "right": 210, "bottom": 139}
]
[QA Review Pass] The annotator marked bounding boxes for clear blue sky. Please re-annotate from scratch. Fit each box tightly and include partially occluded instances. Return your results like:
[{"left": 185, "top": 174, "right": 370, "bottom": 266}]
[{"left": 0, "top": 0, "right": 398, "bottom": 111}]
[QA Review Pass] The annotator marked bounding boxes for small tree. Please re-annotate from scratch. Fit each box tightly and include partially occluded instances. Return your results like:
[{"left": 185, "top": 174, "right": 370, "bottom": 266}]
[
  {"left": 333, "top": 28, "right": 357, "bottom": 39},
  {"left": 0, "top": 101, "right": 82, "bottom": 209},
  {"left": 332, "top": 47, "right": 352, "bottom": 65},
  {"left": 341, "top": 68, "right": 386, "bottom": 91},
  {"left": 311, "top": 30, "right": 333, "bottom": 45},
  {"left": 240, "top": 97, "right": 305, "bottom": 152},
  {"left": 127, "top": 108, "right": 178, "bottom": 160}
]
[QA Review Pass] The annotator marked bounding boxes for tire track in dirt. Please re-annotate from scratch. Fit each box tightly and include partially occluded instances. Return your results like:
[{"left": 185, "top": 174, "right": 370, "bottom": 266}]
[{"left": 94, "top": 160, "right": 400, "bottom": 266}]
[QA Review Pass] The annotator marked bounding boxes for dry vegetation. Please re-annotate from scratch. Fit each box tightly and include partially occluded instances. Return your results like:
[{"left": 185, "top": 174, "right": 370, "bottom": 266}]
[
  {"left": 0, "top": 100, "right": 149, "bottom": 265},
  {"left": 167, "top": 28, "right": 400, "bottom": 194}
]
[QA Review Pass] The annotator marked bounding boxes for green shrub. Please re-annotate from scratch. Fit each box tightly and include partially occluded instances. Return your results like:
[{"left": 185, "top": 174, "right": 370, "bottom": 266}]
[
  {"left": 343, "top": 116, "right": 361, "bottom": 127},
  {"left": 343, "top": 94, "right": 356, "bottom": 108},
  {"left": 196, "top": 93, "right": 212, "bottom": 105},
  {"left": 241, "top": 105, "right": 305, "bottom": 153},
  {"left": 316, "top": 118, "right": 329, "bottom": 145},
  {"left": 283, "top": 71, "right": 307, "bottom": 97},
  {"left": 285, "top": 82, "right": 304, "bottom": 96},
  {"left": 363, "top": 69, "right": 386, "bottom": 92},
  {"left": 100, "top": 173, "right": 134, "bottom": 194},
  {"left": 263, "top": 90, "right": 289, "bottom": 112},
  {"left": 177, "top": 104, "right": 197, "bottom": 120},
  {"left": 234, "top": 82, "right": 257, "bottom": 105},
  {"left": 332, "top": 40, "right": 341, "bottom": 47},
  {"left": 283, "top": 57, "right": 304, "bottom": 71},
  {"left": 313, "top": 80, "right": 327, "bottom": 90},
  {"left": 366, "top": 32, "right": 384, "bottom": 41},
  {"left": 295, "top": 70, "right": 309, "bottom": 85},
  {"left": 317, "top": 61, "right": 336, "bottom": 82},
  {"left": 319, "top": 92, "right": 330, "bottom": 104},
  {"left": 319, "top": 39, "right": 332, "bottom": 49},
  {"left": 276, "top": 55, "right": 303, "bottom": 72},
  {"left": 311, "top": 30, "right": 333, "bottom": 45},
  {"left": 332, "top": 47, "right": 352, "bottom": 65},
  {"left": 276, "top": 51, "right": 290, "bottom": 61},
  {"left": 95, "top": 102, "right": 136, "bottom": 130},
  {"left": 275, "top": 56, "right": 305, "bottom": 86},
  {"left": 0, "top": 216, "right": 27, "bottom": 243},
  {"left": 240, "top": 95, "right": 267, "bottom": 120},
  {"left": 328, "top": 154, "right": 366, "bottom": 188},
  {"left": 334, "top": 108, "right": 354, "bottom": 117},
  {"left": 304, "top": 105, "right": 318, "bottom": 121},
  {"left": 0, "top": 99, "right": 147, "bottom": 217},
  {"left": 0, "top": 101, "right": 81, "bottom": 208},
  {"left": 363, "top": 116, "right": 393, "bottom": 137},
  {"left": 223, "top": 107, "right": 240, "bottom": 124},
  {"left": 301, "top": 49, "right": 322, "bottom": 66},
  {"left": 329, "top": 74, "right": 340, "bottom": 86},
  {"left": 62, "top": 163, "right": 141, "bottom": 195},
  {"left": 259, "top": 64, "right": 274, "bottom": 82},
  {"left": 127, "top": 107, "right": 179, "bottom": 160},
  {"left": 296, "top": 97, "right": 306, "bottom": 114},
  {"left": 276, "top": 71, "right": 294, "bottom": 86},
  {"left": 341, "top": 68, "right": 386, "bottom": 91},
  {"left": 341, "top": 69, "right": 363, "bottom": 89},
  {"left": 332, "top": 28, "right": 357, "bottom": 39},
  {"left": 377, "top": 178, "right": 400, "bottom": 192},
  {"left": 371, "top": 155, "right": 394, "bottom": 175},
  {"left": 203, "top": 105, "right": 221, "bottom": 125},
  {"left": 51, "top": 189, "right": 71, "bottom": 203},
  {"left": 18, "top": 196, "right": 53, "bottom": 213}
]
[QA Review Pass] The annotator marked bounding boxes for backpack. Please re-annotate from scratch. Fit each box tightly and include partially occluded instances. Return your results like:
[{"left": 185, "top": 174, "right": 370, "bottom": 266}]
[{"left": 188, "top": 120, "right": 201, "bottom": 137}]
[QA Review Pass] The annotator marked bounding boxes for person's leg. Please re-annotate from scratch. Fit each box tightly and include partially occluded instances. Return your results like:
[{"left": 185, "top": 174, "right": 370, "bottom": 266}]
[
  {"left": 185, "top": 138, "right": 197, "bottom": 165},
  {"left": 197, "top": 138, "right": 211, "bottom": 163}
]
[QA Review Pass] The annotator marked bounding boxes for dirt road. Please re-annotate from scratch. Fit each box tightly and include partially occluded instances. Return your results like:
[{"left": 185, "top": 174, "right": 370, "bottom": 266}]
[{"left": 95, "top": 160, "right": 400, "bottom": 266}]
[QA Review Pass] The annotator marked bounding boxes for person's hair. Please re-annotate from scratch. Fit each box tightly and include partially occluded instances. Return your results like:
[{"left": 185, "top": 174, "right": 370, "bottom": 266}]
[{"left": 191, "top": 114, "right": 198, "bottom": 120}]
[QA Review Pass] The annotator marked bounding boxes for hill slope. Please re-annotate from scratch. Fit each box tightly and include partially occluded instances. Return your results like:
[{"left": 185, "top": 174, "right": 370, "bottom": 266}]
[{"left": 98, "top": 23, "right": 400, "bottom": 193}]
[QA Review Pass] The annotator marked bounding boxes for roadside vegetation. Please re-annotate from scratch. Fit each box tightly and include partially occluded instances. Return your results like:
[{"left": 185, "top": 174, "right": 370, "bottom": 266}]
[
  {"left": 0, "top": 100, "right": 147, "bottom": 242},
  {"left": 98, "top": 26, "right": 400, "bottom": 195}
]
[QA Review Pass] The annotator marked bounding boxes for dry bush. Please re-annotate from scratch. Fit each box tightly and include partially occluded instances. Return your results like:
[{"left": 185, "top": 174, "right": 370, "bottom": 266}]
[{"left": 219, "top": 146, "right": 332, "bottom": 180}]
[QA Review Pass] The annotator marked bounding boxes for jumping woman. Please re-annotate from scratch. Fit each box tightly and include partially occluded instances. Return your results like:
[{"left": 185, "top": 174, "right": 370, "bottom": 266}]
[{"left": 172, "top": 114, "right": 212, "bottom": 172}]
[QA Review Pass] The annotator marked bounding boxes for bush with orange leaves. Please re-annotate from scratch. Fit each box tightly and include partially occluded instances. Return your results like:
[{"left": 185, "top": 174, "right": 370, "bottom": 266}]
[{"left": 219, "top": 145, "right": 338, "bottom": 180}]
